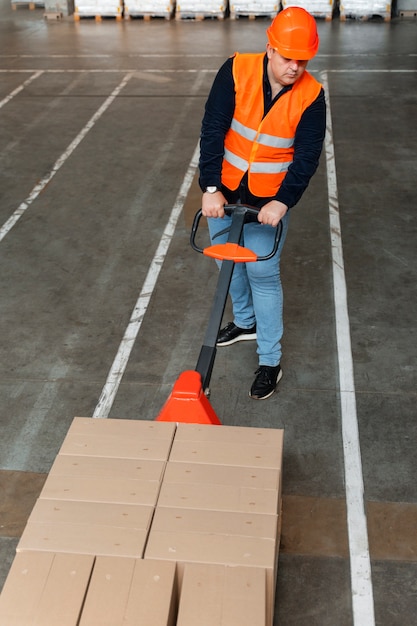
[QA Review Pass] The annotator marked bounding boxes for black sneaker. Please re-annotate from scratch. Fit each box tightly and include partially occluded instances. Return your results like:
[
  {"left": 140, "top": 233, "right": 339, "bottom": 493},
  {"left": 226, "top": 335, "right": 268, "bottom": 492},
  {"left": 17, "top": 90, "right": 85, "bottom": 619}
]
[
  {"left": 217, "top": 322, "right": 257, "bottom": 347},
  {"left": 249, "top": 365, "right": 282, "bottom": 400}
]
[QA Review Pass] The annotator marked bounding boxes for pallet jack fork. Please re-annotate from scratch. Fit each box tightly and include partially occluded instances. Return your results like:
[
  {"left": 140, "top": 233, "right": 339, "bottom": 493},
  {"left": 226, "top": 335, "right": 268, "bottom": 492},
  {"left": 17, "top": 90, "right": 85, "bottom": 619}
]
[{"left": 156, "top": 204, "right": 282, "bottom": 425}]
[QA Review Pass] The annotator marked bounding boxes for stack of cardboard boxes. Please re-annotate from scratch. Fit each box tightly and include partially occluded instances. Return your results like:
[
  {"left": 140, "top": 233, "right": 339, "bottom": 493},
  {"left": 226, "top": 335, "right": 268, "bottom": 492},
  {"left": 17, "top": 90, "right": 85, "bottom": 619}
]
[{"left": 0, "top": 417, "right": 284, "bottom": 626}]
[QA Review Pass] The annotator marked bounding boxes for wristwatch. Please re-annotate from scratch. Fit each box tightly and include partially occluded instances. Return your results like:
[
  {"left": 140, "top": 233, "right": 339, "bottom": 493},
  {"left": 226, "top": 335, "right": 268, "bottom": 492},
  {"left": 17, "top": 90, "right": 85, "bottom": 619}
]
[{"left": 205, "top": 186, "right": 220, "bottom": 194}]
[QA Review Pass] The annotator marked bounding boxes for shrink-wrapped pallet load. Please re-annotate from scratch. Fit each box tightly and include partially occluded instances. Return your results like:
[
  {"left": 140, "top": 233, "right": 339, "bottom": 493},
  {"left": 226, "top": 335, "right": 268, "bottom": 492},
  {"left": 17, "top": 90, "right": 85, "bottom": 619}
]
[
  {"left": 229, "top": 0, "right": 278, "bottom": 19},
  {"left": 340, "top": 0, "right": 392, "bottom": 20},
  {"left": 124, "top": 0, "right": 175, "bottom": 18},
  {"left": 281, "top": 0, "right": 335, "bottom": 20},
  {"left": 74, "top": 0, "right": 123, "bottom": 18},
  {"left": 176, "top": 0, "right": 227, "bottom": 19}
]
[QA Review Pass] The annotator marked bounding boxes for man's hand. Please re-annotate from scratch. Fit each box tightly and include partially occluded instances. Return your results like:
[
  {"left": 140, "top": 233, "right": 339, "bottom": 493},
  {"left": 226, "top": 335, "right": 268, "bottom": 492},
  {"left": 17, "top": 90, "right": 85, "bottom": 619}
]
[
  {"left": 257, "top": 200, "right": 288, "bottom": 227},
  {"left": 201, "top": 191, "right": 227, "bottom": 218}
]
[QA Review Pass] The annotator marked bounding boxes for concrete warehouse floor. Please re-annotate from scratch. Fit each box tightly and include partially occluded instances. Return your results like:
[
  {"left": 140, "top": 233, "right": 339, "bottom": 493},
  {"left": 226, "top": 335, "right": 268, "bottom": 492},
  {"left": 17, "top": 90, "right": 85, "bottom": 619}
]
[{"left": 0, "top": 2, "right": 416, "bottom": 624}]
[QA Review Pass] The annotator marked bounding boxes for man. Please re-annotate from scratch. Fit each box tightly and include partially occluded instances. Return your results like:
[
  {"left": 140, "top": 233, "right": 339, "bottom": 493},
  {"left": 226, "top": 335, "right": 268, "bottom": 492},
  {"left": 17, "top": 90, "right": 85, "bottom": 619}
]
[{"left": 199, "top": 7, "right": 326, "bottom": 400}]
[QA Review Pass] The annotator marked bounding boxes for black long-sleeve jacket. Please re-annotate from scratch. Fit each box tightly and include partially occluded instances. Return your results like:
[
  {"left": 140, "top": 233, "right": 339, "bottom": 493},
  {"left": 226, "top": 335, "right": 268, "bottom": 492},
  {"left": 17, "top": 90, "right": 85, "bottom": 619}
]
[{"left": 199, "top": 54, "right": 326, "bottom": 210}]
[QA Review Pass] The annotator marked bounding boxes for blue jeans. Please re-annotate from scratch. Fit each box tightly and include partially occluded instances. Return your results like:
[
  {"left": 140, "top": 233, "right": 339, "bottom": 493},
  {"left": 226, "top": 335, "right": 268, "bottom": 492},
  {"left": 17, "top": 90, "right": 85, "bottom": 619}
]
[
  {"left": 208, "top": 212, "right": 290, "bottom": 367},
  {"left": 207, "top": 213, "right": 289, "bottom": 367}
]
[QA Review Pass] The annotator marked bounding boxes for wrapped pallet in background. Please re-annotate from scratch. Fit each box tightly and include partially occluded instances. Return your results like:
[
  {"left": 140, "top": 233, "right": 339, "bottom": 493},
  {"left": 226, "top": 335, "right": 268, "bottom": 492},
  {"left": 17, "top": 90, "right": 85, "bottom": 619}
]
[
  {"left": 11, "top": 0, "right": 45, "bottom": 9},
  {"left": 340, "top": 0, "right": 392, "bottom": 20},
  {"left": 281, "top": 0, "right": 335, "bottom": 20},
  {"left": 44, "top": 0, "right": 74, "bottom": 16},
  {"left": 124, "top": 0, "right": 175, "bottom": 19},
  {"left": 74, "top": 0, "right": 123, "bottom": 18},
  {"left": 229, "top": 0, "right": 278, "bottom": 19},
  {"left": 176, "top": 0, "right": 227, "bottom": 19}
]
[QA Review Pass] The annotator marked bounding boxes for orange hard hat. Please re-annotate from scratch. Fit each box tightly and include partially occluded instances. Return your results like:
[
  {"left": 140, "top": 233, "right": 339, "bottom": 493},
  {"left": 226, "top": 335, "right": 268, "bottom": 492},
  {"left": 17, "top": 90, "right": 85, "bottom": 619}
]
[{"left": 267, "top": 7, "right": 319, "bottom": 60}]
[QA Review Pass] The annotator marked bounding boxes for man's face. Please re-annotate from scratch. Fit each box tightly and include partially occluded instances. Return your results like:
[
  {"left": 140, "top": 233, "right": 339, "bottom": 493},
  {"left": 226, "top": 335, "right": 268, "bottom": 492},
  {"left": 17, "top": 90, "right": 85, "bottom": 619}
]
[{"left": 266, "top": 44, "right": 309, "bottom": 87}]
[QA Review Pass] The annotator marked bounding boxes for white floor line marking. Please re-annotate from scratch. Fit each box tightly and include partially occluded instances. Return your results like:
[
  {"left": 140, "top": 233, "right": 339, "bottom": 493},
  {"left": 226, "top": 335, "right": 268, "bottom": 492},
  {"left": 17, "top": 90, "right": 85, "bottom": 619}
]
[
  {"left": 93, "top": 142, "right": 200, "bottom": 419},
  {"left": 0, "top": 70, "right": 43, "bottom": 110},
  {"left": 1, "top": 366, "right": 70, "bottom": 471},
  {"left": 0, "top": 72, "right": 133, "bottom": 243},
  {"left": 322, "top": 71, "right": 375, "bottom": 625}
]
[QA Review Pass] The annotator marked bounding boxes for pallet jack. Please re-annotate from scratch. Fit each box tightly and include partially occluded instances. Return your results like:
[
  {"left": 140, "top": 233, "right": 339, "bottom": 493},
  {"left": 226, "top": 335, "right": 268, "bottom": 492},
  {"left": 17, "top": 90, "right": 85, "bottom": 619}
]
[{"left": 156, "top": 204, "right": 282, "bottom": 425}]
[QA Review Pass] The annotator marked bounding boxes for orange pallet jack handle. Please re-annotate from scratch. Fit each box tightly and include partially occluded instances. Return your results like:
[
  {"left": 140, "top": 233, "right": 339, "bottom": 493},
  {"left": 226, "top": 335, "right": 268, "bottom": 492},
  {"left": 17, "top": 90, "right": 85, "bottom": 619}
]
[{"left": 157, "top": 205, "right": 282, "bottom": 425}]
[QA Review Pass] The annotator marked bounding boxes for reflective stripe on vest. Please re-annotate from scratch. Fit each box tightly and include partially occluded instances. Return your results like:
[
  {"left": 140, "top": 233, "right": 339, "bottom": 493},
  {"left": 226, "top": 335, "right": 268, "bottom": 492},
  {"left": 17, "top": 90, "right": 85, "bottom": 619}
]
[
  {"left": 221, "top": 52, "right": 322, "bottom": 197},
  {"left": 230, "top": 118, "right": 295, "bottom": 149},
  {"left": 224, "top": 148, "right": 292, "bottom": 174}
]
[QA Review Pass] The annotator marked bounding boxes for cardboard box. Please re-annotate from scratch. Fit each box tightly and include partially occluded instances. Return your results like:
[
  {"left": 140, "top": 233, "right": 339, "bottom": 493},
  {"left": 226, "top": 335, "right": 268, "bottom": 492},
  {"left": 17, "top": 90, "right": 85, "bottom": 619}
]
[
  {"left": 151, "top": 506, "right": 278, "bottom": 542},
  {"left": 58, "top": 433, "right": 173, "bottom": 461},
  {"left": 163, "top": 460, "right": 280, "bottom": 491},
  {"left": 177, "top": 563, "right": 267, "bottom": 626},
  {"left": 17, "top": 521, "right": 148, "bottom": 558},
  {"left": 145, "top": 523, "right": 277, "bottom": 625},
  {"left": 79, "top": 557, "right": 177, "bottom": 626},
  {"left": 39, "top": 473, "right": 162, "bottom": 506},
  {"left": 169, "top": 424, "right": 284, "bottom": 470},
  {"left": 169, "top": 439, "right": 282, "bottom": 469},
  {"left": 0, "top": 551, "right": 94, "bottom": 626},
  {"left": 174, "top": 423, "right": 283, "bottom": 449},
  {"left": 49, "top": 454, "right": 166, "bottom": 482},
  {"left": 145, "top": 527, "right": 276, "bottom": 572},
  {"left": 163, "top": 461, "right": 281, "bottom": 513},
  {"left": 58, "top": 417, "right": 175, "bottom": 461},
  {"left": 157, "top": 480, "right": 279, "bottom": 514},
  {"left": 17, "top": 499, "right": 153, "bottom": 562},
  {"left": 26, "top": 499, "right": 154, "bottom": 531},
  {"left": 65, "top": 417, "right": 176, "bottom": 441}
]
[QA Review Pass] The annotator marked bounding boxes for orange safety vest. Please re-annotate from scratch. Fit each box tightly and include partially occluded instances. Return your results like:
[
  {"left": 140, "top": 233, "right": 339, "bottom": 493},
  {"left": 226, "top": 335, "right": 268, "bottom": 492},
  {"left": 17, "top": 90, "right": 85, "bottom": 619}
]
[{"left": 222, "top": 52, "right": 322, "bottom": 197}]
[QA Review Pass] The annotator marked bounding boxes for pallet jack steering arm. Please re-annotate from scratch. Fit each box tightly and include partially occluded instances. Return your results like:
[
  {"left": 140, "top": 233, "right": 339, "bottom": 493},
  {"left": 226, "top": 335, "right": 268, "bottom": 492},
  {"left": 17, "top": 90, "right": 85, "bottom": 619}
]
[
  {"left": 191, "top": 204, "right": 282, "bottom": 392},
  {"left": 156, "top": 204, "right": 282, "bottom": 424}
]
